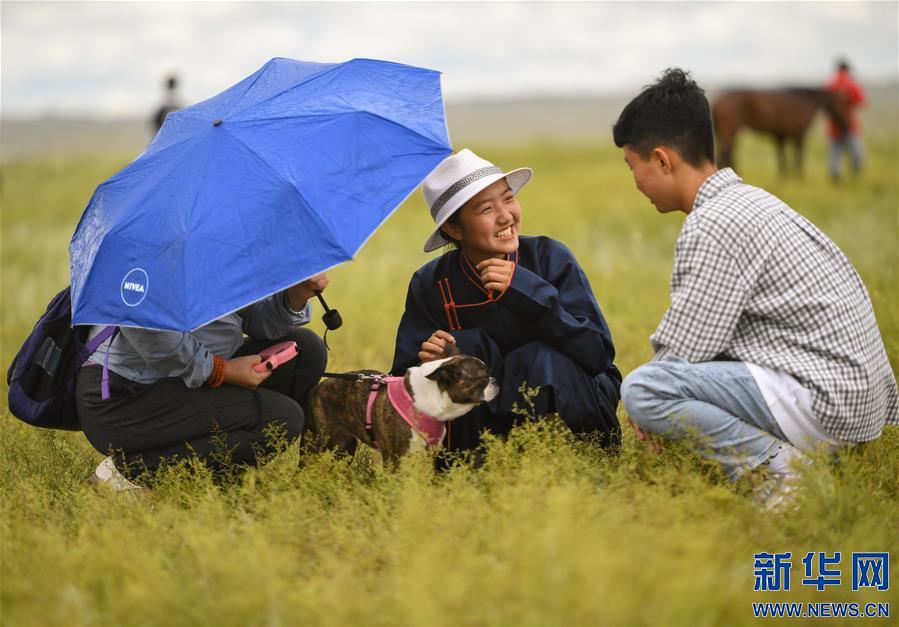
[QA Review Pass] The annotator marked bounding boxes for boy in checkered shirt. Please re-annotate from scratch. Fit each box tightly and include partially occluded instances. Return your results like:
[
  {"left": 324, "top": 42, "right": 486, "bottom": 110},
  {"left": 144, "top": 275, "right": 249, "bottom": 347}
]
[{"left": 613, "top": 68, "right": 897, "bottom": 508}]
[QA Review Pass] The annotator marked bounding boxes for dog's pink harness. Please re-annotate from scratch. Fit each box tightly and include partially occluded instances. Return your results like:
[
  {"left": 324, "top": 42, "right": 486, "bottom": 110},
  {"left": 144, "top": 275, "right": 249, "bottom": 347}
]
[{"left": 366, "top": 376, "right": 445, "bottom": 447}]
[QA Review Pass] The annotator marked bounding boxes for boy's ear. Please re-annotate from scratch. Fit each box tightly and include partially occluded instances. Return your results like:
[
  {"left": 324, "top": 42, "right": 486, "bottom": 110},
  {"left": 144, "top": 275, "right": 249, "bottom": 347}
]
[{"left": 651, "top": 147, "right": 674, "bottom": 173}]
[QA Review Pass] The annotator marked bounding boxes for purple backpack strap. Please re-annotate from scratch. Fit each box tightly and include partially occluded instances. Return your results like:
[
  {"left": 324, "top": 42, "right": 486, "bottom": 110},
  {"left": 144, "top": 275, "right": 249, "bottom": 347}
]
[
  {"left": 85, "top": 326, "right": 118, "bottom": 401},
  {"left": 85, "top": 325, "right": 117, "bottom": 354}
]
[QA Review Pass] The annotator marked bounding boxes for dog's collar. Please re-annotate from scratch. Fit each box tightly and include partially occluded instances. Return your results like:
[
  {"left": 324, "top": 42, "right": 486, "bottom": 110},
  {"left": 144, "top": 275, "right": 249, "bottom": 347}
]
[{"left": 366, "top": 376, "right": 445, "bottom": 447}]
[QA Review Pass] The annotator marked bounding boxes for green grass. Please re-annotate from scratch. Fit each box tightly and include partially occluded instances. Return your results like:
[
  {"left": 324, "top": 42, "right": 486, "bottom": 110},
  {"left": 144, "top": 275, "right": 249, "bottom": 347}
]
[{"left": 1, "top": 129, "right": 897, "bottom": 625}]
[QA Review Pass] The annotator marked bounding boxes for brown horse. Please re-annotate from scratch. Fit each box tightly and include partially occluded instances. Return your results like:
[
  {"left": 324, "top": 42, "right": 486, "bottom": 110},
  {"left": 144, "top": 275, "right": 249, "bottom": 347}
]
[{"left": 712, "top": 89, "right": 849, "bottom": 176}]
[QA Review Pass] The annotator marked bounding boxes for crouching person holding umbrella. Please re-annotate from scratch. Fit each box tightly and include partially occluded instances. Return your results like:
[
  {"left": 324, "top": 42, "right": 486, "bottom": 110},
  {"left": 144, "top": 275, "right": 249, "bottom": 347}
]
[
  {"left": 76, "top": 275, "right": 329, "bottom": 491},
  {"left": 68, "top": 57, "right": 456, "bottom": 489}
]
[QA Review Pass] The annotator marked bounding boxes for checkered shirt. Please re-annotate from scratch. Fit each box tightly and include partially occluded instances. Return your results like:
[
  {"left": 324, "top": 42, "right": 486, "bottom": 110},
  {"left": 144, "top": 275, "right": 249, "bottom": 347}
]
[{"left": 651, "top": 168, "right": 898, "bottom": 441}]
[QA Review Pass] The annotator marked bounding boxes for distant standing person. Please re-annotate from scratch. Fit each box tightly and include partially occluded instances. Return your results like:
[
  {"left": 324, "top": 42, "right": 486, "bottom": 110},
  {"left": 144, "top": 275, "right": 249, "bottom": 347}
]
[
  {"left": 152, "top": 73, "right": 182, "bottom": 133},
  {"left": 825, "top": 59, "right": 866, "bottom": 181},
  {"left": 613, "top": 68, "right": 897, "bottom": 509}
]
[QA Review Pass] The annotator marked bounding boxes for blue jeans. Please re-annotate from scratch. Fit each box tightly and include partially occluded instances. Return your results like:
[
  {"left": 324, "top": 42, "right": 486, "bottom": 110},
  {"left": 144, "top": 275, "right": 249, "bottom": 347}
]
[
  {"left": 621, "top": 359, "right": 789, "bottom": 480},
  {"left": 828, "top": 133, "right": 864, "bottom": 179}
]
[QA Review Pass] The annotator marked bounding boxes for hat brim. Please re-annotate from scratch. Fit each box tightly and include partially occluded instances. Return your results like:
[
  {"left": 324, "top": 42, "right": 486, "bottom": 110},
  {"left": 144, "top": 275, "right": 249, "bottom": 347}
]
[{"left": 423, "top": 167, "right": 533, "bottom": 252}]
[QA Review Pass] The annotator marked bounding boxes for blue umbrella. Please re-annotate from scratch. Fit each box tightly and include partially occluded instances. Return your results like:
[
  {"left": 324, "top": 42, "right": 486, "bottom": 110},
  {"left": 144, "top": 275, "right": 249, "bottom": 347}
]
[{"left": 70, "top": 57, "right": 452, "bottom": 331}]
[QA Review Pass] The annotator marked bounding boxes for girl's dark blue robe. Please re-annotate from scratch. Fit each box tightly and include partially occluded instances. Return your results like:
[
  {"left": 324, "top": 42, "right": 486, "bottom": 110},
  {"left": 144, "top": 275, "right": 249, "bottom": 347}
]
[{"left": 391, "top": 236, "right": 621, "bottom": 451}]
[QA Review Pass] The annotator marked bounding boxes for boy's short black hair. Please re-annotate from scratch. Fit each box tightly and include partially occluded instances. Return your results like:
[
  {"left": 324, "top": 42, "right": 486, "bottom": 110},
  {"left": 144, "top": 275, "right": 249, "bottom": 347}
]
[{"left": 612, "top": 68, "right": 714, "bottom": 167}]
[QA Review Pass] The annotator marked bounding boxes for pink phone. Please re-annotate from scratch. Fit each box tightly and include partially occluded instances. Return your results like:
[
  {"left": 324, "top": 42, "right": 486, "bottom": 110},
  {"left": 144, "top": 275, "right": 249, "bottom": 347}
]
[{"left": 252, "top": 341, "right": 299, "bottom": 373}]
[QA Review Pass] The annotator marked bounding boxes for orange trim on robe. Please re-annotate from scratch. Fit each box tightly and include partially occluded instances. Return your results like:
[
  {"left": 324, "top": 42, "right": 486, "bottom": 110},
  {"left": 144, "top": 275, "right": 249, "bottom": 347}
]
[{"left": 438, "top": 251, "right": 518, "bottom": 330}]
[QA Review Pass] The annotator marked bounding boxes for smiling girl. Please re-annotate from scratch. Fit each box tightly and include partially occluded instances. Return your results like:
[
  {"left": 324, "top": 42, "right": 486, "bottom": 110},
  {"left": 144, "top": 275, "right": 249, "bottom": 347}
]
[{"left": 391, "top": 149, "right": 622, "bottom": 453}]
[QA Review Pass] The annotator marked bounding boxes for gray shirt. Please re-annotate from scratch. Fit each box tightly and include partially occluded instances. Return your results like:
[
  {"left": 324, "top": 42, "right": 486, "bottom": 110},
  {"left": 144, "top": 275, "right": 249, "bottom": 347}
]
[
  {"left": 651, "top": 168, "right": 898, "bottom": 442},
  {"left": 86, "top": 291, "right": 311, "bottom": 388}
]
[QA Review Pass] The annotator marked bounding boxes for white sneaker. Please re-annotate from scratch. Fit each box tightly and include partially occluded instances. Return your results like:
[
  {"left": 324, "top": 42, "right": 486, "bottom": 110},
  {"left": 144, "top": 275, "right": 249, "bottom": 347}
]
[
  {"left": 89, "top": 456, "right": 146, "bottom": 492},
  {"left": 753, "top": 444, "right": 807, "bottom": 512}
]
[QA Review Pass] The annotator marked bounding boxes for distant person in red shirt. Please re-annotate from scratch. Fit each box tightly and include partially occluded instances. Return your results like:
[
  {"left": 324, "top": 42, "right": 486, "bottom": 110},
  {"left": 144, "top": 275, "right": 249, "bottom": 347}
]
[{"left": 826, "top": 59, "right": 866, "bottom": 181}]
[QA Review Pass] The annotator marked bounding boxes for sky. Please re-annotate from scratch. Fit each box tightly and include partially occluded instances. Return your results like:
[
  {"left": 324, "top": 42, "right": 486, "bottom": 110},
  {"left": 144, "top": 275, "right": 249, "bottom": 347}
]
[{"left": 2, "top": 0, "right": 897, "bottom": 118}]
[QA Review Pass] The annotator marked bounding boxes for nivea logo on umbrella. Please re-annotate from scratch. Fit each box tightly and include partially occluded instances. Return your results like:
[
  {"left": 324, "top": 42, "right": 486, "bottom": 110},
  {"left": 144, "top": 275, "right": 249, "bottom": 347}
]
[{"left": 121, "top": 269, "right": 149, "bottom": 307}]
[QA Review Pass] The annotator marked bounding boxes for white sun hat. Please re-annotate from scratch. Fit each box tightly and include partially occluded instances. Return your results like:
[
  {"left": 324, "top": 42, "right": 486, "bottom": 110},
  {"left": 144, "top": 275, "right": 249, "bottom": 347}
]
[{"left": 421, "top": 149, "right": 532, "bottom": 252}]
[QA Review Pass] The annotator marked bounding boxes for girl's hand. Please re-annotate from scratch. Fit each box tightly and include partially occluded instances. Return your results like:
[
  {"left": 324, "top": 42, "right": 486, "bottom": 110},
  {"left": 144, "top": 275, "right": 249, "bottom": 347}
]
[
  {"left": 419, "top": 330, "right": 456, "bottom": 363},
  {"left": 476, "top": 258, "right": 515, "bottom": 293},
  {"left": 223, "top": 355, "right": 272, "bottom": 389}
]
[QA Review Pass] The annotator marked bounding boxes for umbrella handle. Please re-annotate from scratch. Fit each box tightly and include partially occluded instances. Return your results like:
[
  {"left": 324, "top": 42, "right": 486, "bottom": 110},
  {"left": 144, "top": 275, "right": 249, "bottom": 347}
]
[{"left": 314, "top": 291, "right": 343, "bottom": 330}]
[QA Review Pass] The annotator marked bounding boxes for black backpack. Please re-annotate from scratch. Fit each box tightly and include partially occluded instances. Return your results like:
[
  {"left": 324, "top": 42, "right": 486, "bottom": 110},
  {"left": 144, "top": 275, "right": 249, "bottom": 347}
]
[{"left": 7, "top": 286, "right": 116, "bottom": 430}]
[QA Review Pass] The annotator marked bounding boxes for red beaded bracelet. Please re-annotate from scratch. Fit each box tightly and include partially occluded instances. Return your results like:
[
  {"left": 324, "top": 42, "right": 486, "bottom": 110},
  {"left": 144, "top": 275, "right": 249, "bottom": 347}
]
[{"left": 207, "top": 355, "right": 225, "bottom": 388}]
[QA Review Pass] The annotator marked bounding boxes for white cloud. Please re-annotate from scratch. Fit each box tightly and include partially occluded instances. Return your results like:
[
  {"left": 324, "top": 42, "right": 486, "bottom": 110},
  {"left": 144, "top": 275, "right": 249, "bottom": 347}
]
[{"left": 2, "top": 0, "right": 896, "bottom": 117}]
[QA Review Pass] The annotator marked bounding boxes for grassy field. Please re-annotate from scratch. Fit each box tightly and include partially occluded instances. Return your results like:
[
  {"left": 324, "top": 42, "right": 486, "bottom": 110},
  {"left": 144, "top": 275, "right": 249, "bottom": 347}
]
[{"left": 1, "top": 126, "right": 897, "bottom": 625}]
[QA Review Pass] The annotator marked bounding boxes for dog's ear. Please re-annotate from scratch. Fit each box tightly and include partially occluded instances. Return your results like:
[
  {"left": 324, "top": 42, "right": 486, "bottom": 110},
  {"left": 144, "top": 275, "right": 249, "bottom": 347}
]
[
  {"left": 443, "top": 342, "right": 460, "bottom": 357},
  {"left": 425, "top": 359, "right": 461, "bottom": 386}
]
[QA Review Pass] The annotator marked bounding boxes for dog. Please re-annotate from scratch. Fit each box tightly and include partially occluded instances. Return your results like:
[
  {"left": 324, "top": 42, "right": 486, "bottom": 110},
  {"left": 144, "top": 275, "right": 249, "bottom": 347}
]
[{"left": 305, "top": 354, "right": 498, "bottom": 464}]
